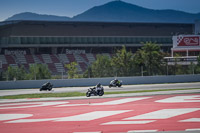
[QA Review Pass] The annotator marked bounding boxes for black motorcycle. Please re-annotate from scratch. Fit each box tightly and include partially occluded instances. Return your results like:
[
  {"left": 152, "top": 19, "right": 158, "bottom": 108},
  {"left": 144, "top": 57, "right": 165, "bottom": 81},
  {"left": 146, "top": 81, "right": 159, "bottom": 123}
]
[
  {"left": 86, "top": 87, "right": 104, "bottom": 97},
  {"left": 109, "top": 80, "right": 122, "bottom": 88},
  {"left": 40, "top": 82, "right": 53, "bottom": 91}
]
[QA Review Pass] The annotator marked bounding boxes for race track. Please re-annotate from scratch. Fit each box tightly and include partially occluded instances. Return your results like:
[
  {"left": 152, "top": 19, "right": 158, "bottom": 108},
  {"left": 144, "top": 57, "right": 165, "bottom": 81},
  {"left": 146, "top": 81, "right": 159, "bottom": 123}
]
[
  {"left": 1, "top": 82, "right": 200, "bottom": 96},
  {"left": 0, "top": 94, "right": 200, "bottom": 133}
]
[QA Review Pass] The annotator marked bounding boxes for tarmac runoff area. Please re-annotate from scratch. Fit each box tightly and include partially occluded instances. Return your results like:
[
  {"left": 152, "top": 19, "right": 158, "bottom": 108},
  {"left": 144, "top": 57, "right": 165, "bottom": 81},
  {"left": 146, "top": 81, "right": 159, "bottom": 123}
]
[
  {"left": 0, "top": 94, "right": 200, "bottom": 133},
  {"left": 0, "top": 83, "right": 200, "bottom": 133}
]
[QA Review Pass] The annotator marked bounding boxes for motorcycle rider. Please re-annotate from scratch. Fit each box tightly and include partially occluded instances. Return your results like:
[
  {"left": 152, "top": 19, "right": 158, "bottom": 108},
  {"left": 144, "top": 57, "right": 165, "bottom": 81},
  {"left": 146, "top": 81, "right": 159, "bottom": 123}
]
[
  {"left": 86, "top": 83, "right": 104, "bottom": 97},
  {"left": 96, "top": 83, "right": 102, "bottom": 94},
  {"left": 46, "top": 82, "right": 51, "bottom": 87},
  {"left": 113, "top": 78, "right": 119, "bottom": 85},
  {"left": 45, "top": 82, "right": 52, "bottom": 88},
  {"left": 109, "top": 78, "right": 122, "bottom": 88},
  {"left": 40, "top": 81, "right": 53, "bottom": 91},
  {"left": 111, "top": 78, "right": 120, "bottom": 86}
]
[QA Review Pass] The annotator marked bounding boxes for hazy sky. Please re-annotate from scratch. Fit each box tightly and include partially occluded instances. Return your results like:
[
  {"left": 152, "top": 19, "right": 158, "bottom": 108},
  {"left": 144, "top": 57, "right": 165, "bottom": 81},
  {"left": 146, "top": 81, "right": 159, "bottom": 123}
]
[{"left": 0, "top": 0, "right": 200, "bottom": 21}]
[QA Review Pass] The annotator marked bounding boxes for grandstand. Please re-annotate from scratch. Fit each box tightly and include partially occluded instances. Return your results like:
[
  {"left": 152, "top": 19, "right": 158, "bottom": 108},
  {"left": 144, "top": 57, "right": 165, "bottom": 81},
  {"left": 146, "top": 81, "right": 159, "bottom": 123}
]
[{"left": 0, "top": 20, "right": 194, "bottom": 75}]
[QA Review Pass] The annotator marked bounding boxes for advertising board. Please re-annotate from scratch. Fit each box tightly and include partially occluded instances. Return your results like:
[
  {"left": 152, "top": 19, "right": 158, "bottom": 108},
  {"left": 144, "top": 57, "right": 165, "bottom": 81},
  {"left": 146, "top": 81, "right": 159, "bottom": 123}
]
[{"left": 173, "top": 35, "right": 200, "bottom": 47}]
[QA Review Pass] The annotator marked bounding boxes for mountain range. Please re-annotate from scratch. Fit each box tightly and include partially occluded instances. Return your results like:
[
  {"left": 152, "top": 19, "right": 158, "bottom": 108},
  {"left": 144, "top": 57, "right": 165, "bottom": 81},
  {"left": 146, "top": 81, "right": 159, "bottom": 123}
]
[{"left": 5, "top": 1, "right": 200, "bottom": 23}]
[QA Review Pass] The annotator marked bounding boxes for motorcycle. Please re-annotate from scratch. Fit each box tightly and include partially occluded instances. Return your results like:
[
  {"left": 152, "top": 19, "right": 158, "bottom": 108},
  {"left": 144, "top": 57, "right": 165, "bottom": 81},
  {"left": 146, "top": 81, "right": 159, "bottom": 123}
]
[
  {"left": 86, "top": 86, "right": 104, "bottom": 97},
  {"left": 109, "top": 80, "right": 122, "bottom": 88},
  {"left": 40, "top": 82, "right": 53, "bottom": 91}
]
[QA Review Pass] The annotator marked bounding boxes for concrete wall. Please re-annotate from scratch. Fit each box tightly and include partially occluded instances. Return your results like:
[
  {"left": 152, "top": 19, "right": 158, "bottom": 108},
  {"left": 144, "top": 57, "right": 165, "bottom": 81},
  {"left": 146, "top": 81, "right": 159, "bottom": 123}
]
[{"left": 0, "top": 74, "right": 200, "bottom": 89}]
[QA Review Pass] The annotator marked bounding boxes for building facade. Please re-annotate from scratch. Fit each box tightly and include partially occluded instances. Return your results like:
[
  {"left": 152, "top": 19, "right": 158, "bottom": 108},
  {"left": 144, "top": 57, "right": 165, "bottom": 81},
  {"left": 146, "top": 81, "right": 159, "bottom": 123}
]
[{"left": 0, "top": 20, "right": 195, "bottom": 74}]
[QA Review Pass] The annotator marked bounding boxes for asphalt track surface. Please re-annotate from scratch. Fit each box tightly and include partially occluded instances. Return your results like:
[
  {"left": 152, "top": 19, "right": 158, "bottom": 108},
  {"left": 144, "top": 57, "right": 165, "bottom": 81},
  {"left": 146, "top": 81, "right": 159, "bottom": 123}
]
[
  {"left": 0, "top": 83, "right": 200, "bottom": 133},
  {"left": 0, "top": 82, "right": 200, "bottom": 96}
]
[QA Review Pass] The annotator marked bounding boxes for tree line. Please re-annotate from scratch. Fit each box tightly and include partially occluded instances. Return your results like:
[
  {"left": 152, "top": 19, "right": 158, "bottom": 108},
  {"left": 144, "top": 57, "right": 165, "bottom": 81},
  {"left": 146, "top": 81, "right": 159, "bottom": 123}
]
[
  {"left": 1, "top": 42, "right": 200, "bottom": 81},
  {"left": 1, "top": 64, "right": 51, "bottom": 81},
  {"left": 82, "top": 42, "right": 200, "bottom": 78}
]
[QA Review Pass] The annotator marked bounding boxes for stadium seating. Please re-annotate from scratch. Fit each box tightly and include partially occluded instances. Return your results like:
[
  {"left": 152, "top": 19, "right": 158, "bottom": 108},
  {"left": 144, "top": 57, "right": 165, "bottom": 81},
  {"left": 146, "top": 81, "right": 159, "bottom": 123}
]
[
  {"left": 42, "top": 54, "right": 52, "bottom": 63},
  {"left": 66, "top": 54, "right": 76, "bottom": 62},
  {"left": 5, "top": 55, "right": 16, "bottom": 64},
  {"left": 0, "top": 55, "right": 7, "bottom": 64},
  {"left": 34, "top": 55, "right": 44, "bottom": 63},
  {"left": 86, "top": 53, "right": 96, "bottom": 64},
  {"left": 50, "top": 54, "right": 60, "bottom": 63},
  {"left": 79, "top": 62, "right": 87, "bottom": 72},
  {"left": 54, "top": 63, "right": 65, "bottom": 73},
  {"left": 0, "top": 53, "right": 110, "bottom": 75},
  {"left": 47, "top": 63, "right": 57, "bottom": 74},
  {"left": 58, "top": 54, "right": 69, "bottom": 63},
  {"left": 25, "top": 55, "right": 35, "bottom": 64}
]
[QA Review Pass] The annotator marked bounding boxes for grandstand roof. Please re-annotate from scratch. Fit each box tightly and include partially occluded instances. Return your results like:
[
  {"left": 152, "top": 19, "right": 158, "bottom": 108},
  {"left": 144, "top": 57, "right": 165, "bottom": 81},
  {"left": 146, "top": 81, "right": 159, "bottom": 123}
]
[{"left": 0, "top": 20, "right": 194, "bottom": 37}]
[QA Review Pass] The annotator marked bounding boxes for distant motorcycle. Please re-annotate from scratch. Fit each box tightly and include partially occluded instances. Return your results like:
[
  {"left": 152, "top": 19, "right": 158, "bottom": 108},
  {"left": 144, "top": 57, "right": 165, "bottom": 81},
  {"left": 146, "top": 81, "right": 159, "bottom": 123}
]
[
  {"left": 40, "top": 82, "right": 53, "bottom": 91},
  {"left": 86, "top": 86, "right": 104, "bottom": 97},
  {"left": 109, "top": 80, "right": 122, "bottom": 88}
]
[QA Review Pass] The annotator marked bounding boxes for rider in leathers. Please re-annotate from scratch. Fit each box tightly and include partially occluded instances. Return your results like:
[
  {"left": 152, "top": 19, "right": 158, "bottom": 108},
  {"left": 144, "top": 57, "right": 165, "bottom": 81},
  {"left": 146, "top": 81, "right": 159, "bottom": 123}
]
[{"left": 96, "top": 83, "right": 102, "bottom": 94}]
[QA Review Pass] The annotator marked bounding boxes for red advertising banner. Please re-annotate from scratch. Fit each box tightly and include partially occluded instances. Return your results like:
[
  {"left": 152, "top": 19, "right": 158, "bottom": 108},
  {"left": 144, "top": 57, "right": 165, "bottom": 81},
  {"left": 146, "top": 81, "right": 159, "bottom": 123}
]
[{"left": 177, "top": 36, "right": 200, "bottom": 46}]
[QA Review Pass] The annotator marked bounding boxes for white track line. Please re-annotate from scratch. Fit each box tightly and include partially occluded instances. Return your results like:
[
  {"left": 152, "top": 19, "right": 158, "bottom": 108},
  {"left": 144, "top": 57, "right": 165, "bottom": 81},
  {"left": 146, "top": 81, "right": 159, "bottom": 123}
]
[
  {"left": 7, "top": 110, "right": 131, "bottom": 123},
  {"left": 92, "top": 97, "right": 151, "bottom": 105},
  {"left": 180, "top": 118, "right": 200, "bottom": 122},
  {"left": 57, "top": 97, "right": 151, "bottom": 107},
  {"left": 102, "top": 120, "right": 155, "bottom": 125},
  {"left": 0, "top": 102, "right": 68, "bottom": 109},
  {"left": 56, "top": 110, "right": 131, "bottom": 121},
  {"left": 156, "top": 95, "right": 200, "bottom": 103},
  {"left": 0, "top": 114, "right": 33, "bottom": 121},
  {"left": 186, "top": 128, "right": 200, "bottom": 131},
  {"left": 124, "top": 108, "right": 200, "bottom": 120},
  {"left": 127, "top": 130, "right": 157, "bottom": 133}
]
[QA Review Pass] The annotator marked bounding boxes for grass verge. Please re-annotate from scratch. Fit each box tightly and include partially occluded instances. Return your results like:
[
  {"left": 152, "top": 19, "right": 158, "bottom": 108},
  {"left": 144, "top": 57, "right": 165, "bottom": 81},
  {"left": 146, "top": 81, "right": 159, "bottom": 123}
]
[{"left": 0, "top": 88, "right": 199, "bottom": 99}]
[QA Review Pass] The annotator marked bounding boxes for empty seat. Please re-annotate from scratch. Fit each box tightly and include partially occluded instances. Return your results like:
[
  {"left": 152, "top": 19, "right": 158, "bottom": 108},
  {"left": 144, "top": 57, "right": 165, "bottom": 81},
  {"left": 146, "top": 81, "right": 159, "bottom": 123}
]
[
  {"left": 25, "top": 54, "right": 35, "bottom": 64},
  {"left": 66, "top": 54, "right": 76, "bottom": 62},
  {"left": 5, "top": 55, "right": 16, "bottom": 64},
  {"left": 42, "top": 54, "right": 52, "bottom": 63},
  {"left": 58, "top": 54, "right": 69, "bottom": 63}
]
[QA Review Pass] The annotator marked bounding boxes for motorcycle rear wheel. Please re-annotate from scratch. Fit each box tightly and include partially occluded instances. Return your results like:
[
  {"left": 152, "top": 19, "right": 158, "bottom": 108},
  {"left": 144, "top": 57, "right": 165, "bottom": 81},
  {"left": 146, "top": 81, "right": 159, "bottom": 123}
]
[
  {"left": 118, "top": 84, "right": 122, "bottom": 87},
  {"left": 48, "top": 87, "right": 52, "bottom": 91},
  {"left": 98, "top": 91, "right": 104, "bottom": 96}
]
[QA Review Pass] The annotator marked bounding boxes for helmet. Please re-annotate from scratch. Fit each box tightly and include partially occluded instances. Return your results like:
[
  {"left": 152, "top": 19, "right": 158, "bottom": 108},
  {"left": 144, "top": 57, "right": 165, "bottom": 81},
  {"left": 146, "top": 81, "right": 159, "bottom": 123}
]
[{"left": 97, "top": 83, "right": 101, "bottom": 87}]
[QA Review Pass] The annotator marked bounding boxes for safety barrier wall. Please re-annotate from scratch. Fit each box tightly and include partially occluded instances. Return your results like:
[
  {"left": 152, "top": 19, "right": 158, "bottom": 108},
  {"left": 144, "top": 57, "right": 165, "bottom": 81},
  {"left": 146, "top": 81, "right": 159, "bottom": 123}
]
[{"left": 0, "top": 74, "right": 200, "bottom": 89}]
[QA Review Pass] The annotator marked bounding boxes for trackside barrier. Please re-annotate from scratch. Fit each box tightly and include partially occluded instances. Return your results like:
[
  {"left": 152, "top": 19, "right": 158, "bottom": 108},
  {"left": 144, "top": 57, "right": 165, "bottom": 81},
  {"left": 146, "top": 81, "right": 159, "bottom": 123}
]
[{"left": 0, "top": 74, "right": 200, "bottom": 89}]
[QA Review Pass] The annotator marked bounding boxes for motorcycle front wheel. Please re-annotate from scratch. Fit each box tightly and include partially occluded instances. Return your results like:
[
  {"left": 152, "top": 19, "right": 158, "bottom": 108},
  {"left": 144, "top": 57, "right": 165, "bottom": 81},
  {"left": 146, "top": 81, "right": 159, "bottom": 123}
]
[{"left": 86, "top": 92, "right": 91, "bottom": 97}]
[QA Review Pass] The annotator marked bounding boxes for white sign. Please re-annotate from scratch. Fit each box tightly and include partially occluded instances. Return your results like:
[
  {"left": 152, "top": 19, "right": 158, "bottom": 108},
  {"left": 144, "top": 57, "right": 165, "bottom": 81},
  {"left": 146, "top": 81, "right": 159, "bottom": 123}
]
[
  {"left": 66, "top": 49, "right": 85, "bottom": 54},
  {"left": 5, "top": 50, "right": 27, "bottom": 55}
]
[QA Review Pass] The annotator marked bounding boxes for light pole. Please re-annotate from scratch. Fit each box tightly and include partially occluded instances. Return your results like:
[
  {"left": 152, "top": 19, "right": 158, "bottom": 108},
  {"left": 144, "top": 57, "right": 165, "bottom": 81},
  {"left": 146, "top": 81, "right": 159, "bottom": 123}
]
[{"left": 141, "top": 65, "right": 143, "bottom": 76}]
